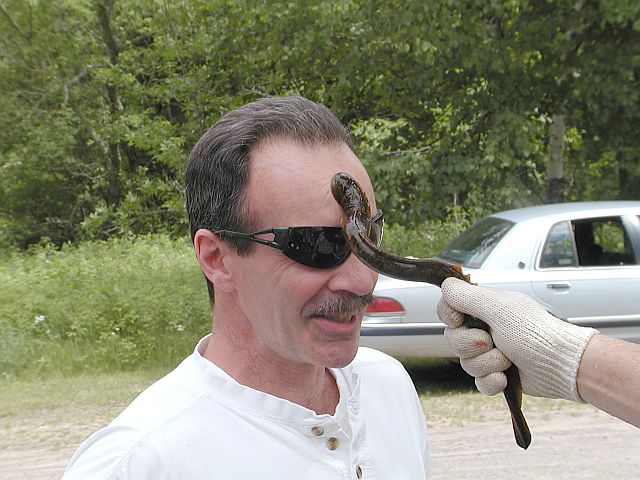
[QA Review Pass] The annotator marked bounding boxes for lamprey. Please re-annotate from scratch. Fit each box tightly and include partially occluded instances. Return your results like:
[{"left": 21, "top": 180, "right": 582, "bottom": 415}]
[{"left": 331, "top": 171, "right": 532, "bottom": 450}]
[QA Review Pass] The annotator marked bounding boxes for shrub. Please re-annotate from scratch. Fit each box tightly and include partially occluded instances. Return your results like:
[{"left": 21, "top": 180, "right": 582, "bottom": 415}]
[
  {"left": 381, "top": 209, "right": 471, "bottom": 258},
  {"left": 0, "top": 235, "right": 210, "bottom": 378}
]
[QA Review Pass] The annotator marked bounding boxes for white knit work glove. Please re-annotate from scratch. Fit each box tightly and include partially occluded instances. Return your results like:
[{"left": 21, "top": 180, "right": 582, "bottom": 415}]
[{"left": 437, "top": 277, "right": 598, "bottom": 402}]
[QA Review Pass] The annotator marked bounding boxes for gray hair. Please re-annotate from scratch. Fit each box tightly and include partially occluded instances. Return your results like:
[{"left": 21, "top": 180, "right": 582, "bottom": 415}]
[{"left": 184, "top": 95, "right": 354, "bottom": 301}]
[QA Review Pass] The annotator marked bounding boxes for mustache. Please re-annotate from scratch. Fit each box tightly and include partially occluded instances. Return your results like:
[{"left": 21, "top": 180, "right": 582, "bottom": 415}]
[{"left": 306, "top": 292, "right": 374, "bottom": 318}]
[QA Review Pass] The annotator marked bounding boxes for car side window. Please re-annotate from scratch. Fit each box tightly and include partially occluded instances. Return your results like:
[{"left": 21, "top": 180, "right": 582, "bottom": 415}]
[
  {"left": 572, "top": 217, "right": 637, "bottom": 266},
  {"left": 540, "top": 221, "right": 577, "bottom": 268}
]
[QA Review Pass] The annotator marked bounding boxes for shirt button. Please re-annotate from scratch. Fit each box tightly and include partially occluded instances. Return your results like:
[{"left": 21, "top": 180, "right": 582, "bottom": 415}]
[
  {"left": 326, "top": 437, "right": 339, "bottom": 450},
  {"left": 356, "top": 465, "right": 363, "bottom": 478},
  {"left": 311, "top": 426, "right": 324, "bottom": 436}
]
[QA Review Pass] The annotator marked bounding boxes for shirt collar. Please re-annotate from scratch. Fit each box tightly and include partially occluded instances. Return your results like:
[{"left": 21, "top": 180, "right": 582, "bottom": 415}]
[{"left": 188, "top": 335, "right": 362, "bottom": 433}]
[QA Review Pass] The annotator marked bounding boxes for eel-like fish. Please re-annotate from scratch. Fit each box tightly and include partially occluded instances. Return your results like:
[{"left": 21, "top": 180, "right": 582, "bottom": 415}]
[{"left": 331, "top": 172, "right": 531, "bottom": 450}]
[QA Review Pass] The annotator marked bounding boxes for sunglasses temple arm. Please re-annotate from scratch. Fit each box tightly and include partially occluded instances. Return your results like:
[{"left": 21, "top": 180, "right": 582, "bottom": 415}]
[{"left": 216, "top": 229, "right": 283, "bottom": 250}]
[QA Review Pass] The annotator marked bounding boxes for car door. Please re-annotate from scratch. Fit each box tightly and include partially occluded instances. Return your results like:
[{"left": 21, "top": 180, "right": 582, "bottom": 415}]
[{"left": 530, "top": 214, "right": 640, "bottom": 332}]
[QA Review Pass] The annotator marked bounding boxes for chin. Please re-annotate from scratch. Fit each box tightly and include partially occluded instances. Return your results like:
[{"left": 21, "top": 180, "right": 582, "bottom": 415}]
[{"left": 323, "top": 344, "right": 359, "bottom": 369}]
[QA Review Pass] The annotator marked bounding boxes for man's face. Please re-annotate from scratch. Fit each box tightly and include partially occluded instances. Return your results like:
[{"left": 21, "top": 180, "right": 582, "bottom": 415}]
[{"left": 226, "top": 139, "right": 379, "bottom": 370}]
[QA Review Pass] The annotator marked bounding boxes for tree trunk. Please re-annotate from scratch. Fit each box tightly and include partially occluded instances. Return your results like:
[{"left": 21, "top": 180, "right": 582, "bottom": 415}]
[
  {"left": 96, "top": 0, "right": 123, "bottom": 207},
  {"left": 546, "top": 114, "right": 566, "bottom": 204}
]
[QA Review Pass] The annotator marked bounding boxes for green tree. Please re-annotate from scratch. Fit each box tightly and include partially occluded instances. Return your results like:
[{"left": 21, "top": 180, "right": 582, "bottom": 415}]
[{"left": 1, "top": 0, "right": 638, "bottom": 248}]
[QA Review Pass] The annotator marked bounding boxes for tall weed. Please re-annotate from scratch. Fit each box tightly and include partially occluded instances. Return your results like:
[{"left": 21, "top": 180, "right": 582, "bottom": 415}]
[
  {"left": 381, "top": 209, "right": 471, "bottom": 257},
  {"left": 0, "top": 235, "right": 210, "bottom": 378}
]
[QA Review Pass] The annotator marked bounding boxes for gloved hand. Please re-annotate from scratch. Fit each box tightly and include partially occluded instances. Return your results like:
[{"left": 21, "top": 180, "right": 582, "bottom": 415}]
[{"left": 437, "top": 277, "right": 598, "bottom": 402}]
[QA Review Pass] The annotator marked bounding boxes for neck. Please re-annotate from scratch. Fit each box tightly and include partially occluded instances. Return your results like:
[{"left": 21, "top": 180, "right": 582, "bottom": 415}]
[{"left": 202, "top": 306, "right": 340, "bottom": 415}]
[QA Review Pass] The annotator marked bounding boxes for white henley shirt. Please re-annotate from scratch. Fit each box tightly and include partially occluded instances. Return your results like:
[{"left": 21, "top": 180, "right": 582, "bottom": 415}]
[{"left": 63, "top": 335, "right": 430, "bottom": 479}]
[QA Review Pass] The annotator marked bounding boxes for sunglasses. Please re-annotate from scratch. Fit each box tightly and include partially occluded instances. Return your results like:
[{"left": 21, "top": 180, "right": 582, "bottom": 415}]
[{"left": 214, "top": 209, "right": 384, "bottom": 269}]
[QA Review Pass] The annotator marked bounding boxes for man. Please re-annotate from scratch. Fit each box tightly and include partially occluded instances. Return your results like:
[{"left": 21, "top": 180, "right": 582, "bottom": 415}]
[{"left": 63, "top": 96, "right": 430, "bottom": 479}]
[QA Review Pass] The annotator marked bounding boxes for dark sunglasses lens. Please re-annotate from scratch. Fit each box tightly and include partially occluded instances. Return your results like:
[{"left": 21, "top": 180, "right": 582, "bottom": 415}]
[
  {"left": 282, "top": 211, "right": 383, "bottom": 269},
  {"left": 284, "top": 227, "right": 350, "bottom": 268}
]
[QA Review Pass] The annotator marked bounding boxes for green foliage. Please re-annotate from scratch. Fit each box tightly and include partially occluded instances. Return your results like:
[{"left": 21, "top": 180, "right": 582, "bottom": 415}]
[
  {"left": 1, "top": 0, "right": 639, "bottom": 249},
  {"left": 381, "top": 208, "right": 472, "bottom": 258},
  {"left": 0, "top": 235, "right": 211, "bottom": 377}
]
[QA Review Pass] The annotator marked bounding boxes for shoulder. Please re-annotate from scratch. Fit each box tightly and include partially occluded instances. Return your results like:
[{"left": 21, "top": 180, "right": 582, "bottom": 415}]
[{"left": 63, "top": 355, "right": 211, "bottom": 479}]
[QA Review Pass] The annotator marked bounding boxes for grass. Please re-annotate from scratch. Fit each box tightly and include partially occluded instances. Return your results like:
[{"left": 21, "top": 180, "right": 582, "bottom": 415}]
[
  {"left": 0, "top": 360, "right": 576, "bottom": 452},
  {"left": 0, "top": 369, "right": 167, "bottom": 451},
  {"left": 402, "top": 358, "right": 576, "bottom": 426},
  {"left": 0, "top": 369, "right": 167, "bottom": 417}
]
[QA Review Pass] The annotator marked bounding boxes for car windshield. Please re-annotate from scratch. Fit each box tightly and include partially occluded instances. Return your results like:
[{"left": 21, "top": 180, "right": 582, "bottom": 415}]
[{"left": 437, "top": 217, "right": 514, "bottom": 268}]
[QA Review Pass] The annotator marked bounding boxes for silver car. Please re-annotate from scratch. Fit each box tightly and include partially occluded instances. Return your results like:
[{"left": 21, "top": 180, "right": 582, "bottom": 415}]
[{"left": 361, "top": 201, "right": 640, "bottom": 358}]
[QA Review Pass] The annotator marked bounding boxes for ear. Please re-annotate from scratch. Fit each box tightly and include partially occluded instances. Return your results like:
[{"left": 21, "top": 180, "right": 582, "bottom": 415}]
[{"left": 193, "top": 229, "right": 236, "bottom": 294}]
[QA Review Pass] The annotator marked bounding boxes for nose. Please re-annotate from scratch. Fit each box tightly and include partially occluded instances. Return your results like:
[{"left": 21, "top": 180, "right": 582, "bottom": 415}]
[{"left": 327, "top": 252, "right": 378, "bottom": 296}]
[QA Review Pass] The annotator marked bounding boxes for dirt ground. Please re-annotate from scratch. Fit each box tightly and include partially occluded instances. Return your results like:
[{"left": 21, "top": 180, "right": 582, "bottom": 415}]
[
  {"left": 427, "top": 403, "right": 640, "bottom": 480},
  {"left": 1, "top": 397, "right": 638, "bottom": 479}
]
